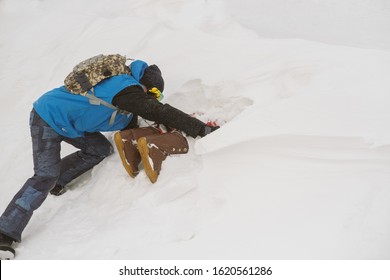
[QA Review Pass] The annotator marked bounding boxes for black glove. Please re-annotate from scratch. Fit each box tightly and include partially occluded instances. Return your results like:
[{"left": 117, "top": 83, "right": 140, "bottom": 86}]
[{"left": 199, "top": 125, "right": 219, "bottom": 138}]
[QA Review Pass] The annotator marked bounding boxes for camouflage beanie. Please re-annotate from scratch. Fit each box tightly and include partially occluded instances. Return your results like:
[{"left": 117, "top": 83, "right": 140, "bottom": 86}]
[{"left": 140, "top": 65, "right": 164, "bottom": 92}]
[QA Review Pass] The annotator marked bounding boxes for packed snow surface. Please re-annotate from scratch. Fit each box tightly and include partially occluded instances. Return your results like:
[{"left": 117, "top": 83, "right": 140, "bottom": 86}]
[{"left": 0, "top": 0, "right": 390, "bottom": 259}]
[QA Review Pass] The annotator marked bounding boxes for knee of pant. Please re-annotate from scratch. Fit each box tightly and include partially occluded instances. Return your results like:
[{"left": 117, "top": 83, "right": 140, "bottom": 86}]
[
  {"left": 101, "top": 143, "right": 114, "bottom": 158},
  {"left": 88, "top": 142, "right": 114, "bottom": 158}
]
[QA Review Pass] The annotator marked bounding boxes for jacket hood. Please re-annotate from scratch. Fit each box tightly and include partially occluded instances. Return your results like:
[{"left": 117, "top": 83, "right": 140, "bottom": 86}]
[{"left": 129, "top": 60, "right": 148, "bottom": 82}]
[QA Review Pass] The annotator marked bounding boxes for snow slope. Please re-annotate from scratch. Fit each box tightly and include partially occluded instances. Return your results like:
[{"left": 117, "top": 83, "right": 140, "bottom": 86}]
[{"left": 0, "top": 0, "right": 390, "bottom": 259}]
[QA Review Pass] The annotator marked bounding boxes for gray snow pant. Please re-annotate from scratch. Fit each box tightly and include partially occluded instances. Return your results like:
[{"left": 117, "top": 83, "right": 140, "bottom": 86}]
[{"left": 0, "top": 109, "right": 113, "bottom": 242}]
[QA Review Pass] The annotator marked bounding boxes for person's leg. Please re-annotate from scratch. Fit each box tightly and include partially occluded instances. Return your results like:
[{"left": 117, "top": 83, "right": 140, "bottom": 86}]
[
  {"left": 54, "top": 132, "right": 113, "bottom": 191},
  {"left": 0, "top": 110, "right": 62, "bottom": 242}
]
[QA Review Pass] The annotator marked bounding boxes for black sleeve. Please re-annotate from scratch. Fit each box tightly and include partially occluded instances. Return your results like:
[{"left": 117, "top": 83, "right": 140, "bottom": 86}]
[{"left": 112, "top": 86, "right": 206, "bottom": 138}]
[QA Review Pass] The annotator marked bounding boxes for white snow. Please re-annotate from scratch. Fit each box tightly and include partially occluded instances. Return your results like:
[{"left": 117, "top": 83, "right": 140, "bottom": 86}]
[{"left": 1, "top": 0, "right": 390, "bottom": 259}]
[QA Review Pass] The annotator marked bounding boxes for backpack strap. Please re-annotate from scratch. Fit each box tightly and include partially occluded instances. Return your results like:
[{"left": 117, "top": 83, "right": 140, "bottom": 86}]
[{"left": 85, "top": 88, "right": 129, "bottom": 125}]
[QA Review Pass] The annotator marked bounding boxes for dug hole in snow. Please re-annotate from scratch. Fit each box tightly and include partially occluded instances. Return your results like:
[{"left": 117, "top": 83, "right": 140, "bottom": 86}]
[{"left": 0, "top": 0, "right": 390, "bottom": 259}]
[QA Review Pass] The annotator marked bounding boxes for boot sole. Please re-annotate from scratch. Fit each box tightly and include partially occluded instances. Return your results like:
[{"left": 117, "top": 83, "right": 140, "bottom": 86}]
[
  {"left": 114, "top": 132, "right": 137, "bottom": 178},
  {"left": 137, "top": 137, "right": 158, "bottom": 183},
  {"left": 0, "top": 245, "right": 15, "bottom": 260}
]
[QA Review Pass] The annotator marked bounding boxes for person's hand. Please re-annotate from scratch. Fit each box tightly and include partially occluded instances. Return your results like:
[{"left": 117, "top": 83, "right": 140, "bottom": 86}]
[{"left": 199, "top": 124, "right": 219, "bottom": 137}]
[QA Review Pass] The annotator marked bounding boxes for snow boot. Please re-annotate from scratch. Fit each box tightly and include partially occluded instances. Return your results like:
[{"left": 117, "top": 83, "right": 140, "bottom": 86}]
[
  {"left": 0, "top": 233, "right": 15, "bottom": 260},
  {"left": 137, "top": 132, "right": 189, "bottom": 183},
  {"left": 114, "top": 127, "right": 160, "bottom": 178},
  {"left": 50, "top": 184, "right": 66, "bottom": 196}
]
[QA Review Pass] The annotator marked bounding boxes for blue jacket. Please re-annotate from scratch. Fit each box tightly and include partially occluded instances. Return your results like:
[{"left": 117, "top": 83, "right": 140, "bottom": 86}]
[{"left": 33, "top": 60, "right": 148, "bottom": 138}]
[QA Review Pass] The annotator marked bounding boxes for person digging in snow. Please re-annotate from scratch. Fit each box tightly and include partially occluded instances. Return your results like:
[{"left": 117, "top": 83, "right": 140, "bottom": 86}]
[{"left": 0, "top": 57, "right": 218, "bottom": 259}]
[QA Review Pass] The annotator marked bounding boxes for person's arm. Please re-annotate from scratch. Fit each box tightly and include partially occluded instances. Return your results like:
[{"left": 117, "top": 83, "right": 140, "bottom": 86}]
[{"left": 112, "top": 86, "right": 213, "bottom": 138}]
